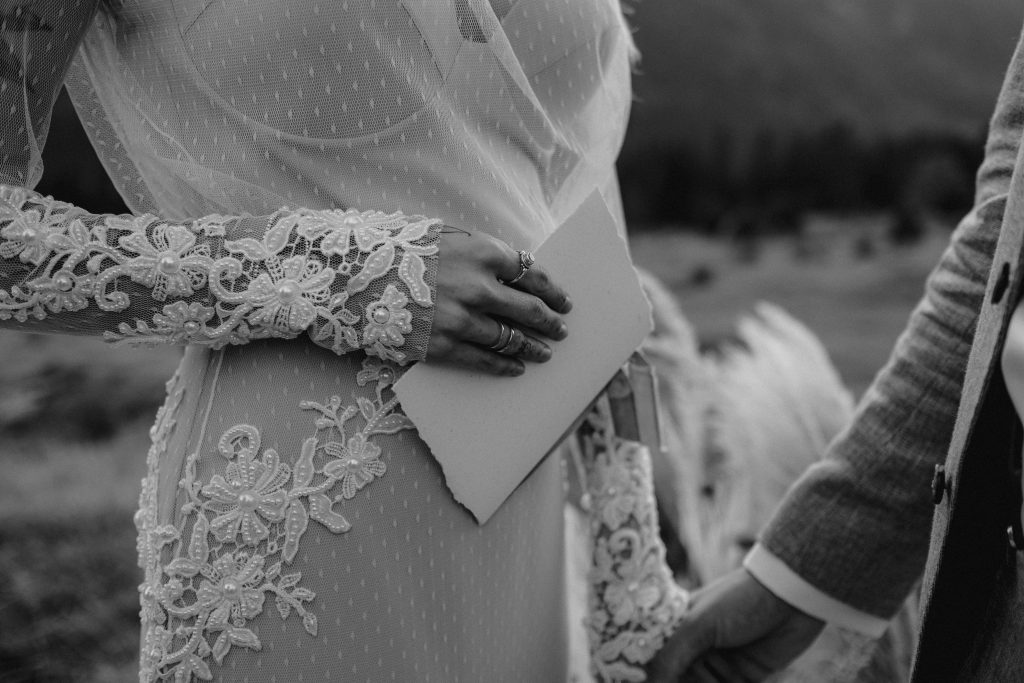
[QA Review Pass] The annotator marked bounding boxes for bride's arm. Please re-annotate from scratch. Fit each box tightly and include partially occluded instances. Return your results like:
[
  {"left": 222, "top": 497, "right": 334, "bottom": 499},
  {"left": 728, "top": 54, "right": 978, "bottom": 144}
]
[
  {"left": 0, "top": 3, "right": 570, "bottom": 372},
  {"left": 0, "top": 185, "right": 444, "bottom": 362}
]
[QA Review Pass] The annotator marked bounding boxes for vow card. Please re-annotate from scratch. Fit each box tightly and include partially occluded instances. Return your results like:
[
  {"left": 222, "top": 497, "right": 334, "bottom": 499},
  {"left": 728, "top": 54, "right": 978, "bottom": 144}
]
[{"left": 394, "top": 191, "right": 653, "bottom": 523}]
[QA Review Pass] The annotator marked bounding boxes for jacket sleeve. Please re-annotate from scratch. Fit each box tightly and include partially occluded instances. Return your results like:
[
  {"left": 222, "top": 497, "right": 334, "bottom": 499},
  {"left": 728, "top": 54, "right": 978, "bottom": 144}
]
[
  {"left": 0, "top": 3, "right": 441, "bottom": 364},
  {"left": 755, "top": 27, "right": 1024, "bottom": 619}
]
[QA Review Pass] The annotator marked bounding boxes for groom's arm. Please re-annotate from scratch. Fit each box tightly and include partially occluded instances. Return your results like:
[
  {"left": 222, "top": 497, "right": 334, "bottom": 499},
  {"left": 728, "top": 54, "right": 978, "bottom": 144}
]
[
  {"left": 647, "top": 23, "right": 1024, "bottom": 683},
  {"left": 743, "top": 546, "right": 889, "bottom": 636},
  {"left": 749, "top": 23, "right": 1024, "bottom": 628}
]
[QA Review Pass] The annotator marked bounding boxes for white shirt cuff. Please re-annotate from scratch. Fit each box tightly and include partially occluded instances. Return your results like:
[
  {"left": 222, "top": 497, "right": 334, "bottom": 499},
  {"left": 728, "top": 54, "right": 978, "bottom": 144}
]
[{"left": 743, "top": 544, "right": 891, "bottom": 638}]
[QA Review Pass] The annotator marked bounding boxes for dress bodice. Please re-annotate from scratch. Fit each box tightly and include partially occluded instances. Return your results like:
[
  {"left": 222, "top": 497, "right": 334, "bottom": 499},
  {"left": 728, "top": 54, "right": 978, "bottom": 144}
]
[{"left": 68, "top": 0, "right": 635, "bottom": 247}]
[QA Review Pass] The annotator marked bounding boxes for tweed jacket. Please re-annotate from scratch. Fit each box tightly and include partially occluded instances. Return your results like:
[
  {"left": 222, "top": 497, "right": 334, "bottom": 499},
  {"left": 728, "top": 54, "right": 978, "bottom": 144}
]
[{"left": 757, "top": 26, "right": 1024, "bottom": 679}]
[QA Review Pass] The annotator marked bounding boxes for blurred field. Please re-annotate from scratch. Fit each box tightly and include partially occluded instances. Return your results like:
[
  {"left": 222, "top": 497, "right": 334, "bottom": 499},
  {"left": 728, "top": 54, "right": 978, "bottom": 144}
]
[
  {"left": 0, "top": 224, "right": 946, "bottom": 681},
  {"left": 632, "top": 222, "right": 949, "bottom": 396},
  {"left": 0, "top": 340, "right": 177, "bottom": 681}
]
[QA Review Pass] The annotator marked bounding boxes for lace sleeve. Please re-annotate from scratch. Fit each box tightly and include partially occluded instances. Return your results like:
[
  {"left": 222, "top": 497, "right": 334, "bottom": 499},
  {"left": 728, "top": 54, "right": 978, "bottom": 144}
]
[
  {"left": 574, "top": 396, "right": 689, "bottom": 682},
  {"left": 0, "top": 3, "right": 441, "bottom": 363},
  {"left": 0, "top": 188, "right": 441, "bottom": 361}
]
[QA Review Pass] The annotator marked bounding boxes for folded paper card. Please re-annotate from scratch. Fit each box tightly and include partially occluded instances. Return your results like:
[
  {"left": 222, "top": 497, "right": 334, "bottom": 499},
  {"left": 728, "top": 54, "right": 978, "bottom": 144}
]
[{"left": 394, "top": 191, "right": 653, "bottom": 523}]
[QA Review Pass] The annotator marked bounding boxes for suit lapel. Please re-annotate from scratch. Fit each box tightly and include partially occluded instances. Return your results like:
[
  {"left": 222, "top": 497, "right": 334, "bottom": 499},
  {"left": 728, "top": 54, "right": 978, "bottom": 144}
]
[{"left": 912, "top": 135, "right": 1024, "bottom": 680}]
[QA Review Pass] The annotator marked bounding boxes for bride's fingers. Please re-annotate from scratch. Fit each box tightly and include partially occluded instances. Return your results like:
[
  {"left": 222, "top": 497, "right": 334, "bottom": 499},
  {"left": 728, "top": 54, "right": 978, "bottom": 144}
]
[
  {"left": 458, "top": 313, "right": 552, "bottom": 364},
  {"left": 680, "top": 658, "right": 735, "bottom": 683},
  {"left": 428, "top": 299, "right": 552, "bottom": 368},
  {"left": 484, "top": 285, "right": 569, "bottom": 341},
  {"left": 491, "top": 325, "right": 552, "bottom": 363},
  {"left": 698, "top": 652, "right": 760, "bottom": 682},
  {"left": 507, "top": 263, "right": 572, "bottom": 314},
  {"left": 437, "top": 340, "right": 525, "bottom": 376},
  {"left": 491, "top": 242, "right": 572, "bottom": 315}
]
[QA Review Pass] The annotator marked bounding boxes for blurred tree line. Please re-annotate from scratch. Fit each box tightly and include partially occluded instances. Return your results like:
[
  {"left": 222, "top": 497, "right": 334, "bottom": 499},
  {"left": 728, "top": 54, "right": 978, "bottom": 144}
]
[{"left": 618, "top": 122, "right": 984, "bottom": 238}]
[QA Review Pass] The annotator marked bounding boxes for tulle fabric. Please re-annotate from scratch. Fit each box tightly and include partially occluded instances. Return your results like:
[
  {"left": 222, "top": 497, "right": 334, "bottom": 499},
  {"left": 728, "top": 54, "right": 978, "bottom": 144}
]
[
  {"left": 0, "top": 1, "right": 666, "bottom": 680},
  {"left": 64, "top": 0, "right": 635, "bottom": 244}
]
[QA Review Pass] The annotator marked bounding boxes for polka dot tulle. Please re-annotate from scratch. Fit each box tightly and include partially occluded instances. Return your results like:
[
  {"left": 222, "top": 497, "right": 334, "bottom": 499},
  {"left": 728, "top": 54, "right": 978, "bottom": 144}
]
[
  {"left": 68, "top": 0, "right": 634, "bottom": 244},
  {"left": 0, "top": 1, "right": 640, "bottom": 680},
  {"left": 136, "top": 344, "right": 568, "bottom": 682}
]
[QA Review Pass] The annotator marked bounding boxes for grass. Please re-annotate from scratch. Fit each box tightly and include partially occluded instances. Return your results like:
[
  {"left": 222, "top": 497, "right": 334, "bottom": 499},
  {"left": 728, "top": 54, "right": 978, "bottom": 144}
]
[
  {"left": 0, "top": 225, "right": 945, "bottom": 680},
  {"left": 0, "top": 333, "right": 179, "bottom": 440},
  {"left": 630, "top": 224, "right": 948, "bottom": 396},
  {"left": 0, "top": 420, "right": 153, "bottom": 522},
  {"left": 0, "top": 512, "right": 139, "bottom": 682},
  {"left": 0, "top": 425, "right": 150, "bottom": 682},
  {"left": 0, "top": 337, "right": 175, "bottom": 682}
]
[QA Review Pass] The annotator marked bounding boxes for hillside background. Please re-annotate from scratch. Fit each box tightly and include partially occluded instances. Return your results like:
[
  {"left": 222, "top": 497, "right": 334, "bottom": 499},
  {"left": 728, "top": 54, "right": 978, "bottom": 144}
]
[
  {"left": 627, "top": 0, "right": 1022, "bottom": 147},
  {"left": 5, "top": 2, "right": 1024, "bottom": 680},
  {"left": 618, "top": 0, "right": 1024, "bottom": 228}
]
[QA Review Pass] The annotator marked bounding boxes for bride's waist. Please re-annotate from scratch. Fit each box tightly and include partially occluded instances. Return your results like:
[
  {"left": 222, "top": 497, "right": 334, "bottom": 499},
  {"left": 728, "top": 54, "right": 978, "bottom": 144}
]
[
  {"left": 141, "top": 119, "right": 560, "bottom": 242},
  {"left": 174, "top": 339, "right": 372, "bottom": 405}
]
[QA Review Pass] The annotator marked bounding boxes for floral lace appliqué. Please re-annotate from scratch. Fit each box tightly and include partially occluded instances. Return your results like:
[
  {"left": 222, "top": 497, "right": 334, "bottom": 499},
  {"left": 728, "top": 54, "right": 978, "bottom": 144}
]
[
  {"left": 577, "top": 401, "right": 689, "bottom": 682},
  {"left": 0, "top": 185, "right": 440, "bottom": 363},
  {"left": 136, "top": 357, "right": 414, "bottom": 682}
]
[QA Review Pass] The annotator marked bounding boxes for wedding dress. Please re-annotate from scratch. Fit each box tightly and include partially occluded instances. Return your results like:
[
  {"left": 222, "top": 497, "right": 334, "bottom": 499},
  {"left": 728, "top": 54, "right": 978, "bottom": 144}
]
[{"left": 0, "top": 1, "right": 683, "bottom": 680}]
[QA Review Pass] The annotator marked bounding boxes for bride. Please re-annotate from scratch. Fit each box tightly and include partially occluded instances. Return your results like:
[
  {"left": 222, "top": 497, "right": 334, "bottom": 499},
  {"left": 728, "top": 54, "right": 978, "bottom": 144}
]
[{"left": 0, "top": 1, "right": 684, "bottom": 680}]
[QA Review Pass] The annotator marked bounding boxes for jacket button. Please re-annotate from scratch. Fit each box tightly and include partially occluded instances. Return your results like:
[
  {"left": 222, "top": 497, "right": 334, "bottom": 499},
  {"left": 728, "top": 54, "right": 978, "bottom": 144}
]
[
  {"left": 931, "top": 464, "right": 948, "bottom": 505},
  {"left": 1009, "top": 526, "right": 1022, "bottom": 551},
  {"left": 992, "top": 262, "right": 1011, "bottom": 304}
]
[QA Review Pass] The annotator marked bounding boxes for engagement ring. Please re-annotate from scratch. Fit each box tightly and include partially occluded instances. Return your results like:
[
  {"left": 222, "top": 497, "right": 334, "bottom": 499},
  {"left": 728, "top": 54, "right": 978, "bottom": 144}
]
[{"left": 500, "top": 249, "right": 536, "bottom": 285}]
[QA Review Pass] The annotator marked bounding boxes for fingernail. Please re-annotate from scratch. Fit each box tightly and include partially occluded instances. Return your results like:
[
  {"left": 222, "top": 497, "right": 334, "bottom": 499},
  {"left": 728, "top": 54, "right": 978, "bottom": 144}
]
[
  {"left": 540, "top": 345, "right": 552, "bottom": 361},
  {"left": 561, "top": 296, "right": 573, "bottom": 313},
  {"left": 557, "top": 323, "right": 568, "bottom": 339},
  {"left": 511, "top": 362, "right": 525, "bottom": 376}
]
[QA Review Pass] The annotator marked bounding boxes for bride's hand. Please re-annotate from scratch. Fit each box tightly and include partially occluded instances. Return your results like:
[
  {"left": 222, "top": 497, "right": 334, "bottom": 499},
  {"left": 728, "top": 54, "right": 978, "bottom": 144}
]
[{"left": 428, "top": 226, "right": 572, "bottom": 376}]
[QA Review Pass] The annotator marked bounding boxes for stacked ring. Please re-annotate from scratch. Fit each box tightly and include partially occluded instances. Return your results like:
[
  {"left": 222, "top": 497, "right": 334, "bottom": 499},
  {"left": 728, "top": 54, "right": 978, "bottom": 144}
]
[
  {"left": 488, "top": 321, "right": 513, "bottom": 351},
  {"left": 495, "top": 327, "right": 526, "bottom": 356},
  {"left": 499, "top": 249, "right": 536, "bottom": 285}
]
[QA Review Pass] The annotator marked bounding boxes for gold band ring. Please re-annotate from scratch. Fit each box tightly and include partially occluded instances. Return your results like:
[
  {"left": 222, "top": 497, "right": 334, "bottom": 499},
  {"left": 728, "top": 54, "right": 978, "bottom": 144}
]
[
  {"left": 488, "top": 321, "right": 512, "bottom": 351},
  {"left": 495, "top": 327, "right": 527, "bottom": 356}
]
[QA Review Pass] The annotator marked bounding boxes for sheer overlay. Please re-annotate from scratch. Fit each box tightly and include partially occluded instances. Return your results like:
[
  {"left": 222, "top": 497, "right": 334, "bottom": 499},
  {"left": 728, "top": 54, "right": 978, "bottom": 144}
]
[{"left": 0, "top": 1, "right": 676, "bottom": 680}]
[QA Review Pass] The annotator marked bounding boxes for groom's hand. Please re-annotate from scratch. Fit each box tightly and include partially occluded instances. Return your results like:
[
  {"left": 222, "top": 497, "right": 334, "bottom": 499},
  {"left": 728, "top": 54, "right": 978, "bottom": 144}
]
[{"left": 646, "top": 568, "right": 824, "bottom": 682}]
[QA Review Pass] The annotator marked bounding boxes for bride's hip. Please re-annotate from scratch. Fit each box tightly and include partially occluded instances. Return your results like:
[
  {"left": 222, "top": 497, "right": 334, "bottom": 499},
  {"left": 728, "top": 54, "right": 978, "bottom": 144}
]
[
  {"left": 137, "top": 339, "right": 568, "bottom": 681},
  {"left": 150, "top": 339, "right": 423, "bottom": 523},
  {"left": 143, "top": 338, "right": 566, "bottom": 546}
]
